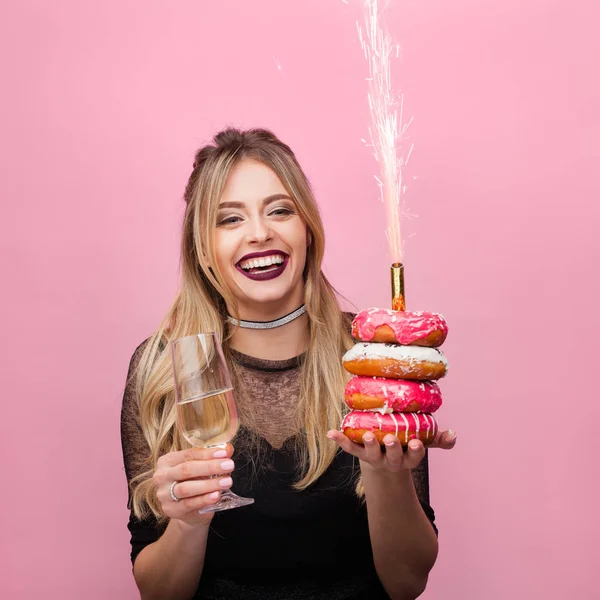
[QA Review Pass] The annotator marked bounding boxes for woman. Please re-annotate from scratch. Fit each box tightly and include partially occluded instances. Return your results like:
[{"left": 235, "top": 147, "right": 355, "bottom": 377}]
[{"left": 121, "top": 127, "right": 456, "bottom": 600}]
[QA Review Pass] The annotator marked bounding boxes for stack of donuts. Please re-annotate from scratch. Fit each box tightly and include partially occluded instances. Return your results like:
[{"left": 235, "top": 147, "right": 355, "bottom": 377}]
[{"left": 341, "top": 308, "right": 449, "bottom": 446}]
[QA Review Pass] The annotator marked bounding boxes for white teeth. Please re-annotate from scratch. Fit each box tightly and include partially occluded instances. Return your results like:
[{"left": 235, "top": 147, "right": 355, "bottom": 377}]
[{"left": 239, "top": 254, "right": 285, "bottom": 270}]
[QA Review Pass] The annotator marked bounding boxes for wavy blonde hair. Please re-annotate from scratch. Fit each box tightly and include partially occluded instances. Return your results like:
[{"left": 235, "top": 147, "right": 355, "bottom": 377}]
[{"left": 129, "top": 128, "right": 354, "bottom": 520}]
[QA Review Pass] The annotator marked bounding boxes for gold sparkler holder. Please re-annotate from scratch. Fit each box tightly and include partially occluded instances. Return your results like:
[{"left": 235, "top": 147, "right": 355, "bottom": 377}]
[{"left": 391, "top": 263, "right": 405, "bottom": 311}]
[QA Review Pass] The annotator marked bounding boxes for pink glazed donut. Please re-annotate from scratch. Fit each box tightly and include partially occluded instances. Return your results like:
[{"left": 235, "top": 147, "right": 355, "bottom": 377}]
[
  {"left": 341, "top": 410, "right": 439, "bottom": 446},
  {"left": 351, "top": 308, "right": 448, "bottom": 347},
  {"left": 344, "top": 376, "right": 442, "bottom": 413}
]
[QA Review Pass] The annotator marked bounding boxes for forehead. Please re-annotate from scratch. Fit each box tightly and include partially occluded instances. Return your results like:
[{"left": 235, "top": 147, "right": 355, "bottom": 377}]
[{"left": 220, "top": 158, "right": 287, "bottom": 205}]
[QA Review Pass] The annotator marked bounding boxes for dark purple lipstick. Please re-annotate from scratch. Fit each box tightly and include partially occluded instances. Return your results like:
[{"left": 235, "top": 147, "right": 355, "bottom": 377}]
[{"left": 236, "top": 250, "right": 289, "bottom": 281}]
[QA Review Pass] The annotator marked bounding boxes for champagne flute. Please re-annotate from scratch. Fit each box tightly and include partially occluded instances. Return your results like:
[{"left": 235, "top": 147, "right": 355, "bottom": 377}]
[{"left": 170, "top": 332, "right": 254, "bottom": 513}]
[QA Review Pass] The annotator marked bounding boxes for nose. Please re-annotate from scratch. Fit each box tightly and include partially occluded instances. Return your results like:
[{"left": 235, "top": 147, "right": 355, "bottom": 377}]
[{"left": 246, "top": 214, "right": 272, "bottom": 245}]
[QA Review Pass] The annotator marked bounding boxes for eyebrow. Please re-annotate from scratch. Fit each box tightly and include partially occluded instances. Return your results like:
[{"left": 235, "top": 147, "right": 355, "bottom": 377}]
[{"left": 218, "top": 194, "right": 293, "bottom": 210}]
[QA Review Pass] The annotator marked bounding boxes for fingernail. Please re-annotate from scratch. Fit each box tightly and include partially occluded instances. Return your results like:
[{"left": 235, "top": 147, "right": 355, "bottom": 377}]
[
  {"left": 219, "top": 477, "right": 233, "bottom": 488},
  {"left": 207, "top": 491, "right": 220, "bottom": 501},
  {"left": 364, "top": 434, "right": 375, "bottom": 443},
  {"left": 447, "top": 430, "right": 457, "bottom": 442},
  {"left": 213, "top": 449, "right": 228, "bottom": 458},
  {"left": 384, "top": 440, "right": 396, "bottom": 447},
  {"left": 326, "top": 433, "right": 335, "bottom": 440},
  {"left": 220, "top": 460, "right": 235, "bottom": 471},
  {"left": 409, "top": 441, "right": 420, "bottom": 451}
]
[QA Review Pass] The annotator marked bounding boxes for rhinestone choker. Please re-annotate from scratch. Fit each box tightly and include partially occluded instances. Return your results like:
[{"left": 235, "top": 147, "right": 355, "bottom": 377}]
[{"left": 227, "top": 304, "right": 307, "bottom": 330}]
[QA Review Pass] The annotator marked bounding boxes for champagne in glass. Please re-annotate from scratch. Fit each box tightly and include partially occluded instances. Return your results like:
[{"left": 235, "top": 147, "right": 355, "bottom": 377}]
[
  {"left": 171, "top": 333, "right": 254, "bottom": 513},
  {"left": 177, "top": 388, "right": 239, "bottom": 447}
]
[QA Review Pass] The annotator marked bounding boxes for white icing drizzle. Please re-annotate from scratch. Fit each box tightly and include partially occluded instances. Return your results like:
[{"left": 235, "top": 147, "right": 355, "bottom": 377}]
[
  {"left": 424, "top": 414, "right": 431, "bottom": 438},
  {"left": 343, "top": 342, "right": 448, "bottom": 367},
  {"left": 413, "top": 413, "right": 421, "bottom": 439},
  {"left": 390, "top": 412, "right": 400, "bottom": 438},
  {"left": 426, "top": 414, "right": 437, "bottom": 439},
  {"left": 399, "top": 413, "right": 410, "bottom": 443}
]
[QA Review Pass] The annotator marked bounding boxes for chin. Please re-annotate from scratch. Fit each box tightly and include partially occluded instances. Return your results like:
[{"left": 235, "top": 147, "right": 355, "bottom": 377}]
[
  {"left": 243, "top": 290, "right": 295, "bottom": 307},
  {"left": 237, "top": 281, "right": 302, "bottom": 310}
]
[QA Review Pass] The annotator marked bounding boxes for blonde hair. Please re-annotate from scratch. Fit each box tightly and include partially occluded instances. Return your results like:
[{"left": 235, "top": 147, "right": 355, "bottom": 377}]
[{"left": 129, "top": 128, "right": 354, "bottom": 520}]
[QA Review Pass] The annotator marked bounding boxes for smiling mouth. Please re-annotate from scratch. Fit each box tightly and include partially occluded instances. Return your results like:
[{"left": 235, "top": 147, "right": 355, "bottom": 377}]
[{"left": 235, "top": 252, "right": 289, "bottom": 281}]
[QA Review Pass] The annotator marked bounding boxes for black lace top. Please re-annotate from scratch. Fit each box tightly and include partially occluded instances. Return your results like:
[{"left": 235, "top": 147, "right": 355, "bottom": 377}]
[{"left": 120, "top": 343, "right": 437, "bottom": 600}]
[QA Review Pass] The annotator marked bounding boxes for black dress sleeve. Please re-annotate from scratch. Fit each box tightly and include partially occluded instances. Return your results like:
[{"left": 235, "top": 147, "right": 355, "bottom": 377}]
[{"left": 120, "top": 340, "right": 166, "bottom": 565}]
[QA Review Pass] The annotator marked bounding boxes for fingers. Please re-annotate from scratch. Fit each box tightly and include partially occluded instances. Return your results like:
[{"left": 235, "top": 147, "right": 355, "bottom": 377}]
[
  {"left": 403, "top": 439, "right": 426, "bottom": 469},
  {"left": 362, "top": 432, "right": 385, "bottom": 464},
  {"left": 166, "top": 487, "right": 223, "bottom": 516},
  {"left": 327, "top": 430, "right": 368, "bottom": 460},
  {"left": 168, "top": 475, "right": 233, "bottom": 503},
  {"left": 381, "top": 434, "right": 405, "bottom": 470},
  {"left": 430, "top": 429, "right": 457, "bottom": 450},
  {"left": 181, "top": 490, "right": 222, "bottom": 512},
  {"left": 171, "top": 457, "right": 235, "bottom": 482},
  {"left": 155, "top": 460, "right": 236, "bottom": 518},
  {"left": 329, "top": 429, "right": 428, "bottom": 472},
  {"left": 327, "top": 430, "right": 387, "bottom": 466},
  {"left": 158, "top": 443, "right": 234, "bottom": 468},
  {"left": 380, "top": 435, "right": 423, "bottom": 470}
]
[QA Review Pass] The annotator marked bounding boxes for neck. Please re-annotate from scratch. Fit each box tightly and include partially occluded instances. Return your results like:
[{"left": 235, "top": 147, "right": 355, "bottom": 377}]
[{"left": 229, "top": 312, "right": 309, "bottom": 360}]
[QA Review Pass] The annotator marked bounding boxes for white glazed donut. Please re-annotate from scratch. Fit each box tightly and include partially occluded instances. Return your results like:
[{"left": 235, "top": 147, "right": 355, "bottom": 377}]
[{"left": 342, "top": 342, "right": 448, "bottom": 381}]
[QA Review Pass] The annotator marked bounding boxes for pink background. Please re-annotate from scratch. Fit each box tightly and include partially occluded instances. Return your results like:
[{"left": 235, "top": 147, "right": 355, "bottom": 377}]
[{"left": 2, "top": 0, "right": 598, "bottom": 598}]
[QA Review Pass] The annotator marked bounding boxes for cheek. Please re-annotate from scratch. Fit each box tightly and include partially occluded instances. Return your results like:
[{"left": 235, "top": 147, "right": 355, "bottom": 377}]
[
  {"left": 213, "top": 231, "right": 236, "bottom": 267},
  {"left": 295, "top": 227, "right": 309, "bottom": 262},
  {"left": 285, "top": 220, "right": 309, "bottom": 253}
]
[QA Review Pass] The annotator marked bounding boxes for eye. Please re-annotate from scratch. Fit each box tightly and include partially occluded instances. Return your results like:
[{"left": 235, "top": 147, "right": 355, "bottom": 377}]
[
  {"left": 269, "top": 207, "right": 294, "bottom": 217},
  {"left": 217, "top": 214, "right": 243, "bottom": 226}
]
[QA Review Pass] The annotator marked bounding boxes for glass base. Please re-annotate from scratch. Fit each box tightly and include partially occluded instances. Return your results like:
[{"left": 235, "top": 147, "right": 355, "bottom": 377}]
[{"left": 199, "top": 490, "right": 254, "bottom": 514}]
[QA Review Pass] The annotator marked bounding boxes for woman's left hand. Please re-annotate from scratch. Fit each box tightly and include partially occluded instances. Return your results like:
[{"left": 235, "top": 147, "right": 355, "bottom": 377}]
[{"left": 326, "top": 428, "right": 457, "bottom": 473}]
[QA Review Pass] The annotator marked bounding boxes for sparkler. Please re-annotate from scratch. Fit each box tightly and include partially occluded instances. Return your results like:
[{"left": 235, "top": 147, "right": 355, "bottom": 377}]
[
  {"left": 357, "top": 0, "right": 412, "bottom": 310},
  {"left": 390, "top": 262, "right": 405, "bottom": 311}
]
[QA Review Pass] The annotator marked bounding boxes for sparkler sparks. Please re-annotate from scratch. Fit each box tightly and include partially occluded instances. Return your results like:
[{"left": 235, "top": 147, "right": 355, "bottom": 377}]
[{"left": 357, "top": 0, "right": 412, "bottom": 263}]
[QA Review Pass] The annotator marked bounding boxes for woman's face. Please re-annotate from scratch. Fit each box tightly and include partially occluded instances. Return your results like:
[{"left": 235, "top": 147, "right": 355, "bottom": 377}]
[{"left": 212, "top": 158, "right": 309, "bottom": 317}]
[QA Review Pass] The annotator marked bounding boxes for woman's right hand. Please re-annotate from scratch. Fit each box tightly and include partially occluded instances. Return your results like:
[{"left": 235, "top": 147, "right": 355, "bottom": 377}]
[{"left": 153, "top": 444, "right": 235, "bottom": 526}]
